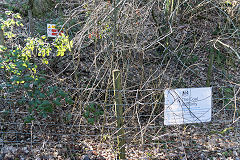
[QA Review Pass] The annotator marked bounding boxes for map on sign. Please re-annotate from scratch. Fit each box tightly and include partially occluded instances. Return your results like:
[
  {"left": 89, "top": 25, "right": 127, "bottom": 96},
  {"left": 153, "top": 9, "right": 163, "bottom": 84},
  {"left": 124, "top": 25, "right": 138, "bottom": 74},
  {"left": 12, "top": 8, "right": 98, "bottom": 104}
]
[
  {"left": 47, "top": 24, "right": 64, "bottom": 37},
  {"left": 164, "top": 87, "right": 212, "bottom": 125}
]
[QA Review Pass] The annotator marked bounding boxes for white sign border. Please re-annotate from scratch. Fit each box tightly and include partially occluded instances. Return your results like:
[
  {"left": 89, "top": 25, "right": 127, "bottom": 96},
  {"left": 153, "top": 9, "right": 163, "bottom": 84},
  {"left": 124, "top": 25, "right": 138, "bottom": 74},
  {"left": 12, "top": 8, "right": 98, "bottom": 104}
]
[{"left": 164, "top": 87, "right": 212, "bottom": 125}]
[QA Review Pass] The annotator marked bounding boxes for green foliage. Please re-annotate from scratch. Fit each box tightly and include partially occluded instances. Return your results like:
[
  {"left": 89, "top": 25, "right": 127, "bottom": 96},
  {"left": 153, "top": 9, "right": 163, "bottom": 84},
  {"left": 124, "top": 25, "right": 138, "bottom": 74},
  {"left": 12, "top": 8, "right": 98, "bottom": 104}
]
[
  {"left": 53, "top": 34, "right": 73, "bottom": 57},
  {"left": 215, "top": 50, "right": 225, "bottom": 67},
  {"left": 176, "top": 48, "right": 199, "bottom": 67},
  {"left": 222, "top": 87, "right": 234, "bottom": 109},
  {"left": 212, "top": 25, "right": 221, "bottom": 36},
  {"left": 83, "top": 103, "right": 104, "bottom": 124},
  {"left": 0, "top": 11, "right": 23, "bottom": 39},
  {"left": 210, "top": 127, "right": 234, "bottom": 135},
  {"left": 0, "top": 11, "right": 74, "bottom": 123},
  {"left": 4, "top": 0, "right": 30, "bottom": 16},
  {"left": 209, "top": 46, "right": 236, "bottom": 69},
  {"left": 220, "top": 127, "right": 234, "bottom": 135},
  {"left": 225, "top": 0, "right": 232, "bottom": 7},
  {"left": 183, "top": 54, "right": 199, "bottom": 66}
]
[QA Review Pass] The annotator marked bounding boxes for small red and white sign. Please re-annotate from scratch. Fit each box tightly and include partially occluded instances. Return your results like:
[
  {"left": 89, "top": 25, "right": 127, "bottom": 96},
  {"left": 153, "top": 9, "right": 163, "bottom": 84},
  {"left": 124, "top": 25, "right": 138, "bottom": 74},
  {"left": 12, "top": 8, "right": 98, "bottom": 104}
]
[{"left": 47, "top": 24, "right": 64, "bottom": 37}]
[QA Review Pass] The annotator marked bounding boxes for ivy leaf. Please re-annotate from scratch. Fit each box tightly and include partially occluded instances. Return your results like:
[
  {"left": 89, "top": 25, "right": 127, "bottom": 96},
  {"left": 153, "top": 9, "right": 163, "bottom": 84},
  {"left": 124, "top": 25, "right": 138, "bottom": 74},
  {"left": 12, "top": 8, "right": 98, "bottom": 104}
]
[
  {"left": 41, "top": 100, "right": 50, "bottom": 106},
  {"left": 65, "top": 97, "right": 74, "bottom": 104},
  {"left": 53, "top": 99, "right": 61, "bottom": 106},
  {"left": 84, "top": 111, "right": 90, "bottom": 118},
  {"left": 28, "top": 100, "right": 34, "bottom": 106},
  {"left": 28, "top": 106, "right": 33, "bottom": 113},
  {"left": 99, "top": 110, "right": 104, "bottom": 115},
  {"left": 48, "top": 87, "right": 54, "bottom": 96},
  {"left": 89, "top": 104, "right": 96, "bottom": 112},
  {"left": 24, "top": 83, "right": 30, "bottom": 89},
  {"left": 44, "top": 105, "right": 53, "bottom": 113},
  {"left": 65, "top": 113, "right": 72, "bottom": 122},
  {"left": 87, "top": 118, "right": 95, "bottom": 124},
  {"left": 58, "top": 90, "right": 67, "bottom": 98},
  {"left": 39, "top": 93, "right": 46, "bottom": 98},
  {"left": 38, "top": 77, "right": 46, "bottom": 82},
  {"left": 24, "top": 75, "right": 34, "bottom": 82},
  {"left": 24, "top": 115, "right": 35, "bottom": 124}
]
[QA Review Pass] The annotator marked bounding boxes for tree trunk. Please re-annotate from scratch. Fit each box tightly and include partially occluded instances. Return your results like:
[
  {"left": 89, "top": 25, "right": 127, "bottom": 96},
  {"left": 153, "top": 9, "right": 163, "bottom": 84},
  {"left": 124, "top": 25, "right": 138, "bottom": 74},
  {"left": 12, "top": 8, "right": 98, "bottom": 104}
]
[{"left": 29, "top": 0, "right": 54, "bottom": 17}]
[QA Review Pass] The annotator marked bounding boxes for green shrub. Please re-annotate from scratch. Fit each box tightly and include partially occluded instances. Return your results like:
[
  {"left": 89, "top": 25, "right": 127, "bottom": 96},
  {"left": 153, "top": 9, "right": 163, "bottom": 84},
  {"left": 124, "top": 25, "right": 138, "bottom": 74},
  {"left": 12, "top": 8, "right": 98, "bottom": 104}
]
[
  {"left": 83, "top": 103, "right": 104, "bottom": 124},
  {"left": 0, "top": 11, "right": 73, "bottom": 123}
]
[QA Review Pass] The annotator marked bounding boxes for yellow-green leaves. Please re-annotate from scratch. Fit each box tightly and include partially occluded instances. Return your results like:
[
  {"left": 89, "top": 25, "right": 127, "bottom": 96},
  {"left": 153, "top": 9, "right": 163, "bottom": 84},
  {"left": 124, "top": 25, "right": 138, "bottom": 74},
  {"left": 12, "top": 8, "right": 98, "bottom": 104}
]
[
  {"left": 13, "top": 13, "right": 22, "bottom": 19},
  {"left": 225, "top": 0, "right": 232, "bottom": 6},
  {"left": 54, "top": 34, "right": 73, "bottom": 57},
  {"left": 1, "top": 11, "right": 22, "bottom": 31},
  {"left": 5, "top": 11, "right": 12, "bottom": 16},
  {"left": 16, "top": 21, "right": 23, "bottom": 27},
  {"left": 32, "top": 68, "right": 36, "bottom": 73},
  {"left": 41, "top": 35, "right": 47, "bottom": 40},
  {"left": 0, "top": 45, "right": 7, "bottom": 52},
  {"left": 4, "top": 31, "right": 16, "bottom": 38},
  {"left": 22, "top": 34, "right": 72, "bottom": 64},
  {"left": 0, "top": 11, "right": 74, "bottom": 123},
  {"left": 23, "top": 37, "right": 51, "bottom": 62},
  {"left": 42, "top": 58, "right": 49, "bottom": 64},
  {"left": 22, "top": 63, "right": 28, "bottom": 68},
  {"left": 4, "top": 18, "right": 16, "bottom": 28}
]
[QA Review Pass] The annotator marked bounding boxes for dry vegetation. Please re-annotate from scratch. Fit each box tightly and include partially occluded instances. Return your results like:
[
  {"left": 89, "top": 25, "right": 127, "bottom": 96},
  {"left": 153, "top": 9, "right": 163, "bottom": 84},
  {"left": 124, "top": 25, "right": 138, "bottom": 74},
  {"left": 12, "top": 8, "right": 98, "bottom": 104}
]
[{"left": 0, "top": 0, "right": 240, "bottom": 159}]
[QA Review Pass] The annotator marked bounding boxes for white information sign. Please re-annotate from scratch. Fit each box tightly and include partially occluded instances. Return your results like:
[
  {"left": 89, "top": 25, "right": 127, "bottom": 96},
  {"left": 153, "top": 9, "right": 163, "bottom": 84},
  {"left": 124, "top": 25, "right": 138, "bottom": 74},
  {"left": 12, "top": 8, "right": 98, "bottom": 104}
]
[
  {"left": 164, "top": 87, "right": 212, "bottom": 125},
  {"left": 47, "top": 24, "right": 64, "bottom": 37}
]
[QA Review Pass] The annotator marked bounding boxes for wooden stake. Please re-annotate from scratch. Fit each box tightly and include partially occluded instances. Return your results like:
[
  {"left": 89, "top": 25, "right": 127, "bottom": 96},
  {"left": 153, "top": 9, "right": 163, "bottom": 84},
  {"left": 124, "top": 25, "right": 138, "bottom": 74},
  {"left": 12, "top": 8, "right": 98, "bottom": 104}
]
[
  {"left": 112, "top": 69, "right": 125, "bottom": 159},
  {"left": 0, "top": 28, "right": 4, "bottom": 46},
  {"left": 28, "top": 10, "right": 34, "bottom": 36},
  {"left": 207, "top": 48, "right": 214, "bottom": 87}
]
